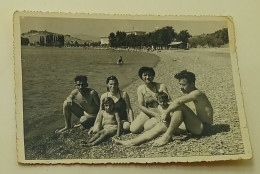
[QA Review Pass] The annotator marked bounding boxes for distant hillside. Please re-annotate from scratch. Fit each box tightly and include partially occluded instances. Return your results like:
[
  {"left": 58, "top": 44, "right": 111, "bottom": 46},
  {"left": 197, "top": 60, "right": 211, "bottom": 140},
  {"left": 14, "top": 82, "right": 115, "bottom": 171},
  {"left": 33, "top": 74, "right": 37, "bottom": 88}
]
[
  {"left": 71, "top": 34, "right": 100, "bottom": 42},
  {"left": 21, "top": 30, "right": 93, "bottom": 45}
]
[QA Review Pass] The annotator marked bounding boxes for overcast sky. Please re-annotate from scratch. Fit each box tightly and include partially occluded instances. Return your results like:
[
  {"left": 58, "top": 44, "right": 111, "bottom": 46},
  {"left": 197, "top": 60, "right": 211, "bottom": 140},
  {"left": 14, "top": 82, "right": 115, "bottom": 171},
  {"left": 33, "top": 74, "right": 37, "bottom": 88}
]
[{"left": 20, "top": 16, "right": 228, "bottom": 38}]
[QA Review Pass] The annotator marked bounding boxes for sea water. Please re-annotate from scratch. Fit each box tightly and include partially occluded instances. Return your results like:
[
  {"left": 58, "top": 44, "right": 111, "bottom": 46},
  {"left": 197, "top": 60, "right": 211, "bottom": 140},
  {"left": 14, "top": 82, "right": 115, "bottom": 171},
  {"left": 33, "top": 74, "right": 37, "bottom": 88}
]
[{"left": 21, "top": 46, "right": 159, "bottom": 140}]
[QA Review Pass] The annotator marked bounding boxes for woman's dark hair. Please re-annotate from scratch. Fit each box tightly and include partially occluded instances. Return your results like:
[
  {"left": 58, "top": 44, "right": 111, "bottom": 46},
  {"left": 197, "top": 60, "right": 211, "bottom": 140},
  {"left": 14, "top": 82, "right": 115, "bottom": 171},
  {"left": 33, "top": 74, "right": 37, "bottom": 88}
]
[
  {"left": 106, "top": 75, "right": 119, "bottom": 92},
  {"left": 174, "top": 70, "right": 196, "bottom": 83},
  {"left": 106, "top": 75, "right": 119, "bottom": 84},
  {"left": 102, "top": 97, "right": 114, "bottom": 110},
  {"left": 138, "top": 67, "right": 155, "bottom": 79}
]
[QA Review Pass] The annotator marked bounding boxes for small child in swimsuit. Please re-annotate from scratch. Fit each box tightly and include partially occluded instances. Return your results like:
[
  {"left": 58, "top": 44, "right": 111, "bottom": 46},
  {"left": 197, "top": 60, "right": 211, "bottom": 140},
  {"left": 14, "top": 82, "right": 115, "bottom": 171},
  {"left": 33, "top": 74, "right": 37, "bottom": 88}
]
[
  {"left": 156, "top": 92, "right": 172, "bottom": 124},
  {"left": 82, "top": 97, "right": 121, "bottom": 146},
  {"left": 113, "top": 92, "right": 173, "bottom": 146}
]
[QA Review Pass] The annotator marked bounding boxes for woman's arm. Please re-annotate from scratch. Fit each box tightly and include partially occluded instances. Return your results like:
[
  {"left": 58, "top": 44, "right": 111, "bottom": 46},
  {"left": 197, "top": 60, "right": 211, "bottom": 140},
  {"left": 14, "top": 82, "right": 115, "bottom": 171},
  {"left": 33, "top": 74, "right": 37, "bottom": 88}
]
[
  {"left": 122, "top": 91, "right": 134, "bottom": 122},
  {"left": 115, "top": 112, "right": 121, "bottom": 136},
  {"left": 93, "top": 111, "right": 103, "bottom": 132}
]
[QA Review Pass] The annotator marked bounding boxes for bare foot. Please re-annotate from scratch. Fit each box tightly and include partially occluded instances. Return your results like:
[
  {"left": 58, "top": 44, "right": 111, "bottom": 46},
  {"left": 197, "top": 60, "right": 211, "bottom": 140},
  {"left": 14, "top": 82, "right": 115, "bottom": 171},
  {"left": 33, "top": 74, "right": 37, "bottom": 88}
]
[
  {"left": 81, "top": 140, "right": 88, "bottom": 144},
  {"left": 73, "top": 123, "right": 82, "bottom": 128},
  {"left": 81, "top": 143, "right": 93, "bottom": 147},
  {"left": 55, "top": 127, "right": 70, "bottom": 133},
  {"left": 112, "top": 137, "right": 130, "bottom": 146},
  {"left": 153, "top": 136, "right": 172, "bottom": 147}
]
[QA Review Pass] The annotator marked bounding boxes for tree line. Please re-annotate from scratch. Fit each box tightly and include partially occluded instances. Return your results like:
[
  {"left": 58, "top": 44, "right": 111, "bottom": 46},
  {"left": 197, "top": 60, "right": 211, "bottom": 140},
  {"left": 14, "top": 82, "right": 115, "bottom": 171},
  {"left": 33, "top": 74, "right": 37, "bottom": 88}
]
[
  {"left": 21, "top": 34, "right": 65, "bottom": 47},
  {"left": 108, "top": 26, "right": 192, "bottom": 49},
  {"left": 39, "top": 34, "right": 65, "bottom": 47},
  {"left": 189, "top": 28, "right": 229, "bottom": 48}
]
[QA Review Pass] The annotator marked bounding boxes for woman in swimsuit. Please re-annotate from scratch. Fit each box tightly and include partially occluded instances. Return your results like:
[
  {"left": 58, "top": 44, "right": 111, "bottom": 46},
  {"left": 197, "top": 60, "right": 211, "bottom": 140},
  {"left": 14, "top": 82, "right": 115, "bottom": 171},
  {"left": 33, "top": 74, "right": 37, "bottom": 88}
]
[
  {"left": 90, "top": 75, "right": 134, "bottom": 134},
  {"left": 130, "top": 67, "right": 171, "bottom": 134}
]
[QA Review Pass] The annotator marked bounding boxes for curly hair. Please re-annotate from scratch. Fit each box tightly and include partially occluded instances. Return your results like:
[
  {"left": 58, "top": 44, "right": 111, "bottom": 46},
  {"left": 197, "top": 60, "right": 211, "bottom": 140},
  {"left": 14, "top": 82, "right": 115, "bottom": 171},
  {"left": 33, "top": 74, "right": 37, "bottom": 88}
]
[
  {"left": 174, "top": 70, "right": 196, "bottom": 83},
  {"left": 138, "top": 67, "right": 155, "bottom": 79}
]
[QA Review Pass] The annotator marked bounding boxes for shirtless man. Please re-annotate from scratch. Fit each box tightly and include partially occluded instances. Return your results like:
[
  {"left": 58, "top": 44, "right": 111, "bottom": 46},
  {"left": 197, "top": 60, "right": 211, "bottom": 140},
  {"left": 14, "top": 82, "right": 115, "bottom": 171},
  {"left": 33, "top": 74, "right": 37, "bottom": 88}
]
[
  {"left": 57, "top": 75, "right": 100, "bottom": 133},
  {"left": 153, "top": 70, "right": 213, "bottom": 146}
]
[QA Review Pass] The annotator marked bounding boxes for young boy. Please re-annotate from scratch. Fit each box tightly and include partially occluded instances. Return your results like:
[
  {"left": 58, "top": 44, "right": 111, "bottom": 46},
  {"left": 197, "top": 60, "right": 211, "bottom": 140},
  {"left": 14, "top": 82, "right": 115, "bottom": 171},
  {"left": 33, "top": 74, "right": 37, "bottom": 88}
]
[
  {"left": 113, "top": 92, "right": 172, "bottom": 146},
  {"left": 153, "top": 70, "right": 213, "bottom": 146},
  {"left": 82, "top": 97, "right": 121, "bottom": 146}
]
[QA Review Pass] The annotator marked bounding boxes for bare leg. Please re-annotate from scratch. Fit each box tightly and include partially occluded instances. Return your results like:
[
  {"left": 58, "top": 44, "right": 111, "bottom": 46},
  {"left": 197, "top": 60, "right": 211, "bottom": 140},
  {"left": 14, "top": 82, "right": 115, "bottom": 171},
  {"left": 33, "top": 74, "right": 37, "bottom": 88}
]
[
  {"left": 144, "top": 117, "right": 159, "bottom": 131},
  {"left": 153, "top": 105, "right": 203, "bottom": 146},
  {"left": 56, "top": 101, "right": 73, "bottom": 133},
  {"left": 121, "top": 121, "right": 131, "bottom": 132},
  {"left": 113, "top": 122, "right": 167, "bottom": 146},
  {"left": 130, "top": 112, "right": 150, "bottom": 134},
  {"left": 57, "top": 101, "right": 85, "bottom": 133},
  {"left": 91, "top": 129, "right": 116, "bottom": 146},
  {"left": 88, "top": 131, "right": 103, "bottom": 143},
  {"left": 153, "top": 110, "right": 183, "bottom": 146}
]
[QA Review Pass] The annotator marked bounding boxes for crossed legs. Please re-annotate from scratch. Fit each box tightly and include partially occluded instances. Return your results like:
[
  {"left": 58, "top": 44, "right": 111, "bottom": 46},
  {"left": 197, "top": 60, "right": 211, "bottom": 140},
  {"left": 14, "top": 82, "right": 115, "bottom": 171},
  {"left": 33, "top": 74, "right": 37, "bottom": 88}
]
[{"left": 153, "top": 104, "right": 203, "bottom": 146}]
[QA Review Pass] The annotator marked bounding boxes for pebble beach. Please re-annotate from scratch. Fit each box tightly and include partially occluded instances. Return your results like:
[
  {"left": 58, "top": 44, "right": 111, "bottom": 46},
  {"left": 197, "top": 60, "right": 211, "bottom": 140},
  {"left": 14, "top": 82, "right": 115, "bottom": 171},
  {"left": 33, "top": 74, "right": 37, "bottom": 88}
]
[{"left": 25, "top": 48, "right": 246, "bottom": 160}]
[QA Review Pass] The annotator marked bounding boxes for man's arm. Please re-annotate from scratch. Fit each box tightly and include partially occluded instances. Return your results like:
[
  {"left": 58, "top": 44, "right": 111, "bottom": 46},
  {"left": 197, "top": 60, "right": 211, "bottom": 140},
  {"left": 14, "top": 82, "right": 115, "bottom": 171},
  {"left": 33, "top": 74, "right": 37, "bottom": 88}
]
[
  {"left": 66, "top": 89, "right": 78, "bottom": 105},
  {"left": 91, "top": 89, "right": 100, "bottom": 108},
  {"left": 163, "top": 90, "right": 200, "bottom": 119}
]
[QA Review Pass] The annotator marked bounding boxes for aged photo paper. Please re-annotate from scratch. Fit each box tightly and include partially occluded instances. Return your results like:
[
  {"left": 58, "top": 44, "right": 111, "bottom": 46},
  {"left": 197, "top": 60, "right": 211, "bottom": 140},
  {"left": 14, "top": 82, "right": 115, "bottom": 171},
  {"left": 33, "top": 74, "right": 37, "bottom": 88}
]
[{"left": 14, "top": 11, "right": 252, "bottom": 164}]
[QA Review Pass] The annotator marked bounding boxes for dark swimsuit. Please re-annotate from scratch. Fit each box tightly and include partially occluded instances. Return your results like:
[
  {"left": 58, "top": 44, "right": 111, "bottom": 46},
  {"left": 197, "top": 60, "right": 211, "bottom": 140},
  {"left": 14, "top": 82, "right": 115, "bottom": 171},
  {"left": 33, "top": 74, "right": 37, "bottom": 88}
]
[{"left": 107, "top": 92, "right": 128, "bottom": 121}]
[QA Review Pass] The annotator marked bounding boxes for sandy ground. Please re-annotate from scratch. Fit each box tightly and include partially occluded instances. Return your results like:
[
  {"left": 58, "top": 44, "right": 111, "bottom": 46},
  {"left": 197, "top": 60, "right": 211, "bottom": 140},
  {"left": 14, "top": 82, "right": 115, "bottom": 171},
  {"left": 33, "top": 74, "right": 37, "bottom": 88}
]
[{"left": 24, "top": 48, "right": 245, "bottom": 160}]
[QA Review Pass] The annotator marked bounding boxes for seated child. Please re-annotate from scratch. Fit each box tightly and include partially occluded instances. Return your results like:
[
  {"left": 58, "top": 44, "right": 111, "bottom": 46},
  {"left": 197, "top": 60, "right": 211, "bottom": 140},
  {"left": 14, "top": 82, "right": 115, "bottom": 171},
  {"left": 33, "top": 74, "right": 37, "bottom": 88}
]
[
  {"left": 113, "top": 92, "right": 173, "bottom": 146},
  {"left": 82, "top": 97, "right": 121, "bottom": 146}
]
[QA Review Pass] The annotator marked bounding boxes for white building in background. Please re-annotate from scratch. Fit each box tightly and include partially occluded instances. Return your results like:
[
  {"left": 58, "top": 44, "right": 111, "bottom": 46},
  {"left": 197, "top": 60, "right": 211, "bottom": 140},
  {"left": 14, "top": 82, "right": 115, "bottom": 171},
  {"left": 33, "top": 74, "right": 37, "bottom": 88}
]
[
  {"left": 100, "top": 37, "right": 109, "bottom": 45},
  {"left": 126, "top": 31, "right": 146, "bottom": 36}
]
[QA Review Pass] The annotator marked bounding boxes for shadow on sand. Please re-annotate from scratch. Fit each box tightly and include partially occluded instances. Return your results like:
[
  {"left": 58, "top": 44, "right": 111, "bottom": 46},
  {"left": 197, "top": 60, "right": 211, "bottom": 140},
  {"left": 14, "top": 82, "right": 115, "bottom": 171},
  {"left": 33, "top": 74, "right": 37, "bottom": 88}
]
[{"left": 178, "top": 124, "right": 230, "bottom": 141}]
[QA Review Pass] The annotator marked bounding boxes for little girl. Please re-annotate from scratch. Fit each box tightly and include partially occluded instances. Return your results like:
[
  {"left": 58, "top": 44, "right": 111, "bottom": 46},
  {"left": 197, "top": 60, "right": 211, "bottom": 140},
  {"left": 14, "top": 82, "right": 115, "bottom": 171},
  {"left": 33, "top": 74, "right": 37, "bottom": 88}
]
[{"left": 82, "top": 97, "right": 121, "bottom": 146}]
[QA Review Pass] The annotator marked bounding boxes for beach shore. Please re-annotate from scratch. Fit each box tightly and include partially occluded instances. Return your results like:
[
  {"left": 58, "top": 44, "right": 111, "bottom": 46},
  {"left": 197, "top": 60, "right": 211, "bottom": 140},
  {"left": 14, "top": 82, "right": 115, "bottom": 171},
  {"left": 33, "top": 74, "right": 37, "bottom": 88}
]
[{"left": 24, "top": 47, "right": 245, "bottom": 160}]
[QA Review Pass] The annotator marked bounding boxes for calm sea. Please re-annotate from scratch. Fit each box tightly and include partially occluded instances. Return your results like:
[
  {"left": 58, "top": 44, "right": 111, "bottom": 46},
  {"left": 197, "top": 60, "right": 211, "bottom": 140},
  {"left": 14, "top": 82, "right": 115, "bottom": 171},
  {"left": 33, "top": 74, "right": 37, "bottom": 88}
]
[{"left": 21, "top": 47, "right": 159, "bottom": 140}]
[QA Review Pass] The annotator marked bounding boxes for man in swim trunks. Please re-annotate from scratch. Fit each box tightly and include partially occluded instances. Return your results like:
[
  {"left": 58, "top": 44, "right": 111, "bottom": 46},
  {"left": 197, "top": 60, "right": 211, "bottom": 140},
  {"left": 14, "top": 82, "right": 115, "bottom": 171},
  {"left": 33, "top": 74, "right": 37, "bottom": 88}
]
[
  {"left": 57, "top": 75, "right": 100, "bottom": 133},
  {"left": 153, "top": 70, "right": 213, "bottom": 146}
]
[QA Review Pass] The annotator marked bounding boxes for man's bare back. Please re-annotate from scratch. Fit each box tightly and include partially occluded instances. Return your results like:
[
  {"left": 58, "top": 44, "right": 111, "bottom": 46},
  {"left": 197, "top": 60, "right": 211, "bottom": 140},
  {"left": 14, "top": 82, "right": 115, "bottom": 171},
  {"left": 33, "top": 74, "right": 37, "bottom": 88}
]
[{"left": 186, "top": 89, "right": 213, "bottom": 124}]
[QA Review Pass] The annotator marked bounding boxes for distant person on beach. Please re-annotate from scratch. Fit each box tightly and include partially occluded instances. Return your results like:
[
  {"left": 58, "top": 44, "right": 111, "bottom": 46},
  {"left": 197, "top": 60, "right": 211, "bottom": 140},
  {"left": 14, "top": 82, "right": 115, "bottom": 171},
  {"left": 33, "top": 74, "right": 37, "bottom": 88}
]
[
  {"left": 130, "top": 67, "right": 171, "bottom": 134},
  {"left": 113, "top": 91, "right": 173, "bottom": 146},
  {"left": 153, "top": 70, "right": 213, "bottom": 146},
  {"left": 117, "top": 56, "right": 124, "bottom": 64},
  {"left": 89, "top": 75, "right": 133, "bottom": 134},
  {"left": 82, "top": 97, "right": 121, "bottom": 146},
  {"left": 56, "top": 75, "right": 100, "bottom": 133}
]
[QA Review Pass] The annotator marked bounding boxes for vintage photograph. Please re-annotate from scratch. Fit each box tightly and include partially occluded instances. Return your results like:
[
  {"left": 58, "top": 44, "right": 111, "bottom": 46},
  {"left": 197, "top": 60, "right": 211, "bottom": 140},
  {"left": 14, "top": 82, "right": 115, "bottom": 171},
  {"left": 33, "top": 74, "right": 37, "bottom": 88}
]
[{"left": 14, "top": 12, "right": 252, "bottom": 164}]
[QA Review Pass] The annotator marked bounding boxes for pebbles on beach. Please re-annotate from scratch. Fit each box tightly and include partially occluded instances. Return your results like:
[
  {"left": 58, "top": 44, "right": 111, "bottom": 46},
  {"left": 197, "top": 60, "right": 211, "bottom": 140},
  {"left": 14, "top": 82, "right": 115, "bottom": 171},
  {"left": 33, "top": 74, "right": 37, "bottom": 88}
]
[{"left": 25, "top": 48, "right": 245, "bottom": 160}]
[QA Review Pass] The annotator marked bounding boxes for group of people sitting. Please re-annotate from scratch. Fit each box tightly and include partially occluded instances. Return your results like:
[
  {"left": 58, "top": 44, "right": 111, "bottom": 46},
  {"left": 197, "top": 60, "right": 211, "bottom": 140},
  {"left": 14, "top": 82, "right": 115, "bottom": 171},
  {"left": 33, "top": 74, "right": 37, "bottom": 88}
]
[{"left": 56, "top": 67, "right": 213, "bottom": 147}]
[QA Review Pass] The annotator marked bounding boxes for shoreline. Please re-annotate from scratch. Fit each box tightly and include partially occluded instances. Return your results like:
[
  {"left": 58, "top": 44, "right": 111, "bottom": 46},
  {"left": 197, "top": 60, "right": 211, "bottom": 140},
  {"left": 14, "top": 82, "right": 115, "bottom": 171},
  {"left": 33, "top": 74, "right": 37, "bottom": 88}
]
[
  {"left": 123, "top": 47, "right": 231, "bottom": 116},
  {"left": 25, "top": 47, "right": 245, "bottom": 160}
]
